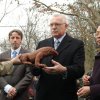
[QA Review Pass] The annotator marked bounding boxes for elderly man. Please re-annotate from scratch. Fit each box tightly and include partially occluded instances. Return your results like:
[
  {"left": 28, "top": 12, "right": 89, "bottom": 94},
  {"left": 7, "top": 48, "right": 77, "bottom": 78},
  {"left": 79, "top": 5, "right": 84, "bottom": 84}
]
[{"left": 31, "top": 14, "right": 85, "bottom": 100}]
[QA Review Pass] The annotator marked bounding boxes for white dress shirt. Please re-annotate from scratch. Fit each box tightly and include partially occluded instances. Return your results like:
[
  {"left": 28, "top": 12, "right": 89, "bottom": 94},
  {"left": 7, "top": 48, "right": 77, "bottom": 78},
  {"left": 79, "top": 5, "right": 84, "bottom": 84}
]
[{"left": 54, "top": 33, "right": 66, "bottom": 49}]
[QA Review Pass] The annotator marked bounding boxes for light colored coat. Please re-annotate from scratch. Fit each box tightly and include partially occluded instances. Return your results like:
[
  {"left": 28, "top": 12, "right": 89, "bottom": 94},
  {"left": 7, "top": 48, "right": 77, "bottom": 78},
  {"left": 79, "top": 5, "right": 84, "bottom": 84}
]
[{"left": 0, "top": 61, "right": 13, "bottom": 76}]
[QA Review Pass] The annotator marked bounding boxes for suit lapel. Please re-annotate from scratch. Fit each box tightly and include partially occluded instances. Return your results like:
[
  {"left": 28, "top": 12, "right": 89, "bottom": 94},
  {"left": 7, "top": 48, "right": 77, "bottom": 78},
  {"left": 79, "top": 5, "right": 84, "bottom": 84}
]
[
  {"left": 19, "top": 47, "right": 24, "bottom": 54},
  {"left": 5, "top": 50, "right": 11, "bottom": 58},
  {"left": 56, "top": 34, "right": 72, "bottom": 54},
  {"left": 19, "top": 47, "right": 28, "bottom": 54},
  {"left": 46, "top": 35, "right": 72, "bottom": 54},
  {"left": 47, "top": 37, "right": 54, "bottom": 48},
  {"left": 95, "top": 52, "right": 100, "bottom": 59}
]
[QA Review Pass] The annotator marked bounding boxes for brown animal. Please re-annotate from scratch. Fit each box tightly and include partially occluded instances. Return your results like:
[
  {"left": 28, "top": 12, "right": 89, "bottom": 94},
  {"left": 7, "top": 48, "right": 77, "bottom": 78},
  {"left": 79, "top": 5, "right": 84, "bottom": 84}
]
[{"left": 19, "top": 47, "right": 58, "bottom": 68}]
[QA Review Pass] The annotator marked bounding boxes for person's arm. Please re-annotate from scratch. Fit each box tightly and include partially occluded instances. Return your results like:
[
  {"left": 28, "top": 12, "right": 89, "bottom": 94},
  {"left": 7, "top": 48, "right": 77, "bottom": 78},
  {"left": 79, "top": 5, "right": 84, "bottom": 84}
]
[
  {"left": 0, "top": 55, "right": 21, "bottom": 76},
  {"left": 0, "top": 55, "right": 21, "bottom": 96},
  {"left": 77, "top": 84, "right": 100, "bottom": 99},
  {"left": 0, "top": 61, "right": 13, "bottom": 76},
  {"left": 14, "top": 64, "right": 33, "bottom": 93},
  {"left": 90, "top": 84, "right": 100, "bottom": 99},
  {"left": 42, "top": 41, "right": 85, "bottom": 80},
  {"left": 77, "top": 86, "right": 90, "bottom": 97},
  {"left": 82, "top": 74, "right": 90, "bottom": 86},
  {"left": 65, "top": 41, "right": 85, "bottom": 79}
]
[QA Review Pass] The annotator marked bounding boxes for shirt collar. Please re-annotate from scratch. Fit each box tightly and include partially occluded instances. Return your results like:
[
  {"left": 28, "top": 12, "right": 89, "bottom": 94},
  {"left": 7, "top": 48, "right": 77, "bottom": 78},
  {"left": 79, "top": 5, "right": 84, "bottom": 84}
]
[
  {"left": 54, "top": 33, "right": 66, "bottom": 43},
  {"left": 11, "top": 46, "right": 21, "bottom": 54}
]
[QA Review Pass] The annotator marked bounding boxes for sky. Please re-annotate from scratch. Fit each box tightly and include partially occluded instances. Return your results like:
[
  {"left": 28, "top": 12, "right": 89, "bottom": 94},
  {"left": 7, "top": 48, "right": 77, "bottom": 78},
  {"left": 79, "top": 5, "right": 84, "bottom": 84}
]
[
  {"left": 0, "top": 0, "right": 30, "bottom": 41},
  {"left": 41, "top": 0, "right": 73, "bottom": 5},
  {"left": 0, "top": 0, "right": 74, "bottom": 41}
]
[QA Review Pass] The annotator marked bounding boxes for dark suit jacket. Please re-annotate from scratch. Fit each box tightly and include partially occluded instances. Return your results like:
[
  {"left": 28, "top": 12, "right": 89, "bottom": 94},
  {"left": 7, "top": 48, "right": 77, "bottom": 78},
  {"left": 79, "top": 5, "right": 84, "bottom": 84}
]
[
  {"left": 0, "top": 47, "right": 33, "bottom": 100},
  {"left": 32, "top": 34, "right": 85, "bottom": 100},
  {"left": 90, "top": 53, "right": 100, "bottom": 100}
]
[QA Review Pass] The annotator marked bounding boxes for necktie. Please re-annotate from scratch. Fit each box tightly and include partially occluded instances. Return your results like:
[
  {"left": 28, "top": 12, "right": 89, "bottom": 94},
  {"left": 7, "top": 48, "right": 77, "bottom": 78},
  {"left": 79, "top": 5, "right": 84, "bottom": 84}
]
[
  {"left": 55, "top": 40, "right": 60, "bottom": 50},
  {"left": 12, "top": 51, "right": 17, "bottom": 58}
]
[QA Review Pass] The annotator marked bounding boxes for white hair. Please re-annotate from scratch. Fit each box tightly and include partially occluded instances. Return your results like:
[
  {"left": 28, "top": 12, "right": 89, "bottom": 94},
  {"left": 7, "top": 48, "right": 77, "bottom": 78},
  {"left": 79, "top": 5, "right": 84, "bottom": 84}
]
[{"left": 50, "top": 13, "right": 68, "bottom": 24}]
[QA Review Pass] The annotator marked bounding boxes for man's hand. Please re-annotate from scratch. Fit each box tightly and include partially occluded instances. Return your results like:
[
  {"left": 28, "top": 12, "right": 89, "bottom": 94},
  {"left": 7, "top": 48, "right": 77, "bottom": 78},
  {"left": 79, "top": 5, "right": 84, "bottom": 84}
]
[
  {"left": 7, "top": 87, "right": 17, "bottom": 98},
  {"left": 82, "top": 75, "right": 90, "bottom": 86},
  {"left": 77, "top": 86, "right": 90, "bottom": 97},
  {"left": 10, "top": 55, "right": 21, "bottom": 64},
  {"left": 42, "top": 60, "right": 67, "bottom": 74}
]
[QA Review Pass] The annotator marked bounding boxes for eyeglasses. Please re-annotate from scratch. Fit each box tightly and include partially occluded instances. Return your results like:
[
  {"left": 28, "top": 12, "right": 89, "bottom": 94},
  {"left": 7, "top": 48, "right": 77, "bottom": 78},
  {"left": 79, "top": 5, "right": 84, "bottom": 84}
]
[{"left": 49, "top": 23, "right": 65, "bottom": 27}]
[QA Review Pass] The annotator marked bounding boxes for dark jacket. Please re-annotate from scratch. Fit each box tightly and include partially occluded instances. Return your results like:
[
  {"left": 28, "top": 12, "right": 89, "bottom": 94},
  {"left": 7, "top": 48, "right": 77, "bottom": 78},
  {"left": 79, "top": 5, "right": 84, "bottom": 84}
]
[
  {"left": 90, "top": 52, "right": 100, "bottom": 100},
  {"left": 0, "top": 47, "right": 33, "bottom": 100},
  {"left": 32, "top": 34, "right": 85, "bottom": 100}
]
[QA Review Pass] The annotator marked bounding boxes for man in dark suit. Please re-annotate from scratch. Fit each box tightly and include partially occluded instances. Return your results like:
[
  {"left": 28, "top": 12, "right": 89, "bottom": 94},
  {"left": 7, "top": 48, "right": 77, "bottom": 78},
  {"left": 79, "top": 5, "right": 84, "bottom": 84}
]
[
  {"left": 31, "top": 14, "right": 85, "bottom": 100},
  {"left": 0, "top": 29, "right": 33, "bottom": 100},
  {"left": 77, "top": 26, "right": 100, "bottom": 100}
]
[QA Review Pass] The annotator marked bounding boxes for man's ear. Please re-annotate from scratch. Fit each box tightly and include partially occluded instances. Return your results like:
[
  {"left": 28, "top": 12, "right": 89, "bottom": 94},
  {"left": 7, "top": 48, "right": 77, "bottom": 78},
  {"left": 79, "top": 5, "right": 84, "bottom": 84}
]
[{"left": 65, "top": 23, "right": 68, "bottom": 28}]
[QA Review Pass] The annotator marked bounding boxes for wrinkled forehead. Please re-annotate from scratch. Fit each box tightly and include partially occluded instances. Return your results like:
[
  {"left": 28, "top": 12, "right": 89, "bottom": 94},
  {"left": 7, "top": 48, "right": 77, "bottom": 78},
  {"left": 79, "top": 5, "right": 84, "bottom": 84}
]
[
  {"left": 49, "top": 15, "right": 67, "bottom": 24},
  {"left": 51, "top": 17, "right": 64, "bottom": 23}
]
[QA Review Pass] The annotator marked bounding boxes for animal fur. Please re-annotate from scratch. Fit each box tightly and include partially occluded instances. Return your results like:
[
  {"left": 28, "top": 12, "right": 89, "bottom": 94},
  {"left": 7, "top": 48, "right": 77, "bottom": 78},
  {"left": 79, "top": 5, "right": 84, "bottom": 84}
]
[{"left": 19, "top": 47, "right": 58, "bottom": 68}]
